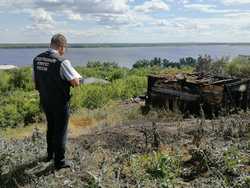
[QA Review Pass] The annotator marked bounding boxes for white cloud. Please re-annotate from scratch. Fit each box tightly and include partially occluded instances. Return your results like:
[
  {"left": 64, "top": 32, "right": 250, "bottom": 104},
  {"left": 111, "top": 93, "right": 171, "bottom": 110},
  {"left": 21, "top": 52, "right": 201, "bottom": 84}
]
[
  {"left": 161, "top": 18, "right": 212, "bottom": 32},
  {"left": 0, "top": 0, "right": 161, "bottom": 30},
  {"left": 0, "top": 0, "right": 33, "bottom": 10},
  {"left": 0, "top": 27, "right": 9, "bottom": 32},
  {"left": 31, "top": 8, "right": 54, "bottom": 24},
  {"left": 31, "top": 0, "right": 137, "bottom": 28},
  {"left": 184, "top": 3, "right": 239, "bottom": 13},
  {"left": 154, "top": 19, "right": 169, "bottom": 26},
  {"left": 134, "top": 0, "right": 170, "bottom": 13},
  {"left": 25, "top": 8, "right": 55, "bottom": 32},
  {"left": 151, "top": 12, "right": 250, "bottom": 42},
  {"left": 34, "top": 0, "right": 130, "bottom": 14},
  {"left": 224, "top": 12, "right": 250, "bottom": 17},
  {"left": 222, "top": 0, "right": 250, "bottom": 4},
  {"left": 0, "top": 0, "right": 138, "bottom": 32},
  {"left": 94, "top": 13, "right": 132, "bottom": 27},
  {"left": 63, "top": 10, "right": 82, "bottom": 21},
  {"left": 184, "top": 4, "right": 217, "bottom": 12}
]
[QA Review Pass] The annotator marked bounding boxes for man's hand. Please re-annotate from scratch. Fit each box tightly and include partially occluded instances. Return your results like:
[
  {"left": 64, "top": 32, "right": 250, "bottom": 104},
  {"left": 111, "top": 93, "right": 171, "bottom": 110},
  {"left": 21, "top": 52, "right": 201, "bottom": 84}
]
[{"left": 69, "top": 78, "right": 80, "bottom": 87}]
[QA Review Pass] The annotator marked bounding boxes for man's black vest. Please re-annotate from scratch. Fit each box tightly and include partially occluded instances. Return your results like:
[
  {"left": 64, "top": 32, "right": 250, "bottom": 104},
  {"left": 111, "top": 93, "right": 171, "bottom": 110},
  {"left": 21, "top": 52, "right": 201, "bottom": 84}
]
[{"left": 33, "top": 51, "right": 71, "bottom": 106}]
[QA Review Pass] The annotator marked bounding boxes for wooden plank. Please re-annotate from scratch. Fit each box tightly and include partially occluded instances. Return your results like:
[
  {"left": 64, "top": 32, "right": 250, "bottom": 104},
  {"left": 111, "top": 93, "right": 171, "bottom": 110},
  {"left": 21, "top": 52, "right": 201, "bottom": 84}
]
[
  {"left": 211, "top": 78, "right": 241, "bottom": 85},
  {"left": 226, "top": 80, "right": 250, "bottom": 87},
  {"left": 151, "top": 87, "right": 200, "bottom": 101}
]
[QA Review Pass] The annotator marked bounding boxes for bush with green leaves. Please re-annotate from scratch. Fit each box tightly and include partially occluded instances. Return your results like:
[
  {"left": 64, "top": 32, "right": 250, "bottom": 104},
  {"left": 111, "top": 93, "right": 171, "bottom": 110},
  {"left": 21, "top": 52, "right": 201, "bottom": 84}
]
[
  {"left": 223, "top": 146, "right": 242, "bottom": 175},
  {"left": 71, "top": 75, "right": 147, "bottom": 110},
  {"left": 76, "top": 84, "right": 110, "bottom": 109},
  {"left": 195, "top": 55, "right": 212, "bottom": 74},
  {"left": 133, "top": 57, "right": 197, "bottom": 69},
  {"left": 0, "top": 68, "right": 40, "bottom": 128},
  {"left": 0, "top": 90, "right": 41, "bottom": 128},
  {"left": 8, "top": 67, "right": 34, "bottom": 91},
  {"left": 130, "top": 152, "right": 180, "bottom": 187},
  {"left": 0, "top": 70, "right": 11, "bottom": 93},
  {"left": 76, "top": 61, "right": 129, "bottom": 82},
  {"left": 225, "top": 56, "right": 250, "bottom": 77},
  {"left": 0, "top": 104, "right": 23, "bottom": 128}
]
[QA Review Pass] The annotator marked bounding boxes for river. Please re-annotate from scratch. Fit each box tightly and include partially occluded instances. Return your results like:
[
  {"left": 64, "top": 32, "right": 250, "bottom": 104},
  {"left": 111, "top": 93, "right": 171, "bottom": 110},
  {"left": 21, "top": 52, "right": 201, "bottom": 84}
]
[{"left": 0, "top": 44, "right": 250, "bottom": 68}]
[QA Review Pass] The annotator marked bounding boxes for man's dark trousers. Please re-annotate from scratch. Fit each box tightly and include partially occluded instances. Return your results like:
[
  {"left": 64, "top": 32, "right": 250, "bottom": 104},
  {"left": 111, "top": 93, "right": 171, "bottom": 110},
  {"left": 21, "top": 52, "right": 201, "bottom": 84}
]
[{"left": 42, "top": 101, "right": 69, "bottom": 165}]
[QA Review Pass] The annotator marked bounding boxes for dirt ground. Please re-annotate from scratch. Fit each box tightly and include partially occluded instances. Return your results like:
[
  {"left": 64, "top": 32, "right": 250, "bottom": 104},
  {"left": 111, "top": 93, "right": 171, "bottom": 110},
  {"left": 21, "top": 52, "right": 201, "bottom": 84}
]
[{"left": 0, "top": 105, "right": 249, "bottom": 188}]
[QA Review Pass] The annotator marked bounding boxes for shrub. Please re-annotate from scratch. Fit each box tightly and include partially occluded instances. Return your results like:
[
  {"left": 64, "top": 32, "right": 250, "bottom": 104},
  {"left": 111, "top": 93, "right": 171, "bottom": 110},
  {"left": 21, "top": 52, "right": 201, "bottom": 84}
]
[
  {"left": 106, "top": 68, "right": 127, "bottom": 81},
  {"left": 81, "top": 84, "right": 110, "bottom": 109},
  {"left": 8, "top": 68, "right": 34, "bottom": 91},
  {"left": 108, "top": 76, "right": 147, "bottom": 100},
  {"left": 210, "top": 57, "right": 228, "bottom": 76},
  {"left": 0, "top": 90, "right": 41, "bottom": 128},
  {"left": 179, "top": 57, "right": 197, "bottom": 67},
  {"left": 195, "top": 55, "right": 212, "bottom": 74},
  {"left": 0, "top": 70, "right": 11, "bottom": 93},
  {"left": 223, "top": 146, "right": 241, "bottom": 174},
  {"left": 0, "top": 103, "right": 23, "bottom": 128},
  {"left": 76, "top": 63, "right": 129, "bottom": 81},
  {"left": 130, "top": 152, "right": 180, "bottom": 187},
  {"left": 225, "top": 56, "right": 250, "bottom": 77},
  {"left": 71, "top": 75, "right": 147, "bottom": 110},
  {"left": 86, "top": 61, "right": 118, "bottom": 68},
  {"left": 133, "top": 57, "right": 197, "bottom": 69}
]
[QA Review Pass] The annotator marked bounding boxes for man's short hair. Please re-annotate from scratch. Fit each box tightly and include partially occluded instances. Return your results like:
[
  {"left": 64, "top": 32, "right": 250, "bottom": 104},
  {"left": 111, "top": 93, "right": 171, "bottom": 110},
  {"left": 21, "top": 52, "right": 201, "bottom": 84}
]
[{"left": 50, "top": 33, "right": 67, "bottom": 48}]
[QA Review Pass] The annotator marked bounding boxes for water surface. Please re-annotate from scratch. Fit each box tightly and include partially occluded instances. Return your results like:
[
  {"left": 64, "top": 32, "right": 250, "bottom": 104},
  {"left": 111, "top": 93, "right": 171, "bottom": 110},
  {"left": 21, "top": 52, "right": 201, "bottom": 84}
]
[{"left": 0, "top": 45, "right": 250, "bottom": 68}]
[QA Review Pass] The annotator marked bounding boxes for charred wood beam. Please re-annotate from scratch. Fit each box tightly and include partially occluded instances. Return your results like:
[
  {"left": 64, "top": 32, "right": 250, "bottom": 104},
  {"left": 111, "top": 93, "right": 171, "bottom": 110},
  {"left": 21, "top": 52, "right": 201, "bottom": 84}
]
[
  {"left": 211, "top": 78, "right": 241, "bottom": 85},
  {"left": 225, "top": 80, "right": 250, "bottom": 88},
  {"left": 151, "top": 87, "right": 200, "bottom": 101}
]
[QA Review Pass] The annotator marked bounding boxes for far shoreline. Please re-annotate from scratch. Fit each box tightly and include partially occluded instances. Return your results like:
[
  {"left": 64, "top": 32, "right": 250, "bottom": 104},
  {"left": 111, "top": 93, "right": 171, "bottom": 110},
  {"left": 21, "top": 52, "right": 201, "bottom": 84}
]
[
  {"left": 1, "top": 42, "right": 250, "bottom": 49},
  {"left": 0, "top": 65, "right": 18, "bottom": 70}
]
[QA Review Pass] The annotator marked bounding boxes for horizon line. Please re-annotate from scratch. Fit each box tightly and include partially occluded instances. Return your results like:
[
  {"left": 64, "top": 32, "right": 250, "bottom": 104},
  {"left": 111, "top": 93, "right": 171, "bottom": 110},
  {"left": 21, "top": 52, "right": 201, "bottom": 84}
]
[
  {"left": 1, "top": 42, "right": 250, "bottom": 44},
  {"left": 1, "top": 42, "right": 250, "bottom": 49}
]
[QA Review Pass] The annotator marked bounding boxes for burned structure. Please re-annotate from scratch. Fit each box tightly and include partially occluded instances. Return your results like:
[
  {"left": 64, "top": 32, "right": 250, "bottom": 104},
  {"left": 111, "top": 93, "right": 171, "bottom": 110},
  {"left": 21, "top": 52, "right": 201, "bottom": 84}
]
[{"left": 146, "top": 73, "right": 250, "bottom": 117}]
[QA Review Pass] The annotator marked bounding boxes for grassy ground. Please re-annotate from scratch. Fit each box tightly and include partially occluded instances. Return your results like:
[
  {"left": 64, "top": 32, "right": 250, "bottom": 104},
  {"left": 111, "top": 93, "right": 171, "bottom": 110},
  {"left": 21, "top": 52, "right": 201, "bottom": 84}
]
[
  {"left": 0, "top": 101, "right": 143, "bottom": 139},
  {"left": 0, "top": 101, "right": 249, "bottom": 188}
]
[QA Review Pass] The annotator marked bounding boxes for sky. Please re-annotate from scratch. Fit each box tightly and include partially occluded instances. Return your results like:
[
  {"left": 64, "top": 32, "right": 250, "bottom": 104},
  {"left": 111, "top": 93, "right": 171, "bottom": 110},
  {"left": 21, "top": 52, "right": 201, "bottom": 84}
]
[{"left": 0, "top": 0, "right": 250, "bottom": 43}]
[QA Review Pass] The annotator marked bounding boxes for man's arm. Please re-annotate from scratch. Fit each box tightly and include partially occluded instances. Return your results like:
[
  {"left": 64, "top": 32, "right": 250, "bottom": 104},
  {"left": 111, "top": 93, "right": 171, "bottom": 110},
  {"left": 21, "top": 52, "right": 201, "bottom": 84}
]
[
  {"left": 60, "top": 60, "right": 82, "bottom": 87},
  {"left": 69, "top": 78, "right": 80, "bottom": 87}
]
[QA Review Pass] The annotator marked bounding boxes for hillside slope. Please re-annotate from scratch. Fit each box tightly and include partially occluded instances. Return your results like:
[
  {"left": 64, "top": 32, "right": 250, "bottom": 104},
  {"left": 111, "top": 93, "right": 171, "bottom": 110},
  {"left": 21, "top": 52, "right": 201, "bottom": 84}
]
[{"left": 0, "top": 111, "right": 250, "bottom": 188}]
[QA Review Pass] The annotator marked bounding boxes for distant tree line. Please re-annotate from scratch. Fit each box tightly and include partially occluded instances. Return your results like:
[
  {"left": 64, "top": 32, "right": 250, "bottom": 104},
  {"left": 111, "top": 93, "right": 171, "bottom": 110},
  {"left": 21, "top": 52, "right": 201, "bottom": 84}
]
[
  {"left": 132, "top": 55, "right": 232, "bottom": 77},
  {"left": 132, "top": 57, "right": 197, "bottom": 69},
  {"left": 86, "top": 61, "right": 118, "bottom": 68}
]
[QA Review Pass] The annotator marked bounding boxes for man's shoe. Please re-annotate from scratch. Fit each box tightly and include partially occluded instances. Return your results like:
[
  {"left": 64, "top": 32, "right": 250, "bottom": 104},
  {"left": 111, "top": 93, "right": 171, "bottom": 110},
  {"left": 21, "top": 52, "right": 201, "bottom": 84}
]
[
  {"left": 41, "top": 155, "right": 53, "bottom": 162},
  {"left": 45, "top": 156, "right": 53, "bottom": 162},
  {"left": 54, "top": 160, "right": 71, "bottom": 170}
]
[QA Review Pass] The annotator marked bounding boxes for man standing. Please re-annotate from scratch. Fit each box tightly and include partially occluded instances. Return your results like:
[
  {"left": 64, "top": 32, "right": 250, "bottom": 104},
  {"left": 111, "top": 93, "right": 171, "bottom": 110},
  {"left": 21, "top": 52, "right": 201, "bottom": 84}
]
[{"left": 33, "top": 34, "right": 82, "bottom": 170}]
